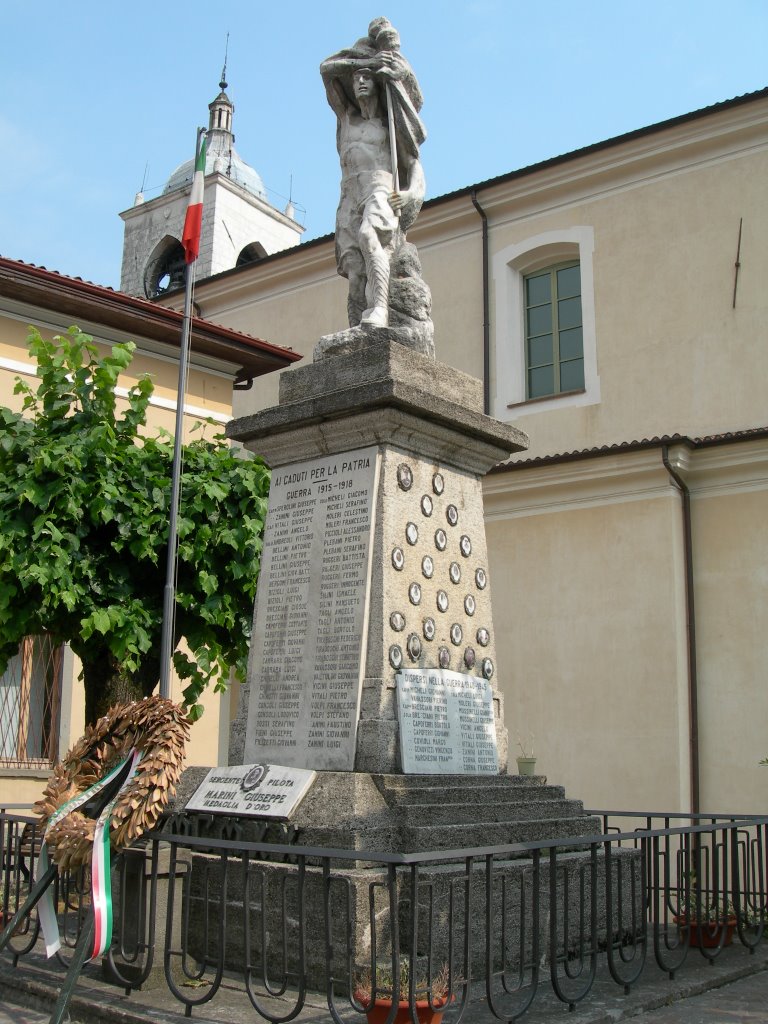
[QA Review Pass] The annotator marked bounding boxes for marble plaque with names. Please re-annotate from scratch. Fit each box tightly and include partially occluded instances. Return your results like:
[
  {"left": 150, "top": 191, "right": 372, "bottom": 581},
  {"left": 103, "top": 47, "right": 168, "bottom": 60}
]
[
  {"left": 396, "top": 669, "right": 499, "bottom": 775},
  {"left": 186, "top": 763, "right": 315, "bottom": 819},
  {"left": 243, "top": 446, "right": 380, "bottom": 771}
]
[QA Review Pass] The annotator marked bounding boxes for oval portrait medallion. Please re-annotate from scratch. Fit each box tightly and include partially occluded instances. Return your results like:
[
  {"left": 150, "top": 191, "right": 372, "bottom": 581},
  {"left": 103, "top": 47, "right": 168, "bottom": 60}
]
[{"left": 407, "top": 633, "right": 422, "bottom": 660}]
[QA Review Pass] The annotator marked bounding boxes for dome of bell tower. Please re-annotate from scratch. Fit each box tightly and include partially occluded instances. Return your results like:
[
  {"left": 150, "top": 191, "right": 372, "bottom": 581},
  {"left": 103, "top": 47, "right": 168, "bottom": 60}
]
[{"left": 163, "top": 80, "right": 267, "bottom": 201}]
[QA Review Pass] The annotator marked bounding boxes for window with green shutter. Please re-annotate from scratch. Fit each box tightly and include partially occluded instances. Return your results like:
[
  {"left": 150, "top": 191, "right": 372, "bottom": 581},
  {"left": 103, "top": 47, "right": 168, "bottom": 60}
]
[{"left": 524, "top": 261, "right": 585, "bottom": 399}]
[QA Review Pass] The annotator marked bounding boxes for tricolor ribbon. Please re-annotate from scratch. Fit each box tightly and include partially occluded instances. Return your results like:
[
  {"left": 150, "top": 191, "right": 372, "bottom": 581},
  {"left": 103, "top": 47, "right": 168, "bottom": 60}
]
[{"left": 34, "top": 748, "right": 142, "bottom": 960}]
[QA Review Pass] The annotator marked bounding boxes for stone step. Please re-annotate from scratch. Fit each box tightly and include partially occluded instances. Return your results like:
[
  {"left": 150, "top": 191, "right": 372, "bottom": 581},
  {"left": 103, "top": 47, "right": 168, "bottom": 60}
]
[
  {"left": 397, "top": 798, "right": 584, "bottom": 827},
  {"left": 379, "top": 783, "right": 567, "bottom": 807},
  {"left": 401, "top": 814, "right": 601, "bottom": 852},
  {"left": 297, "top": 814, "right": 600, "bottom": 856},
  {"left": 374, "top": 773, "right": 548, "bottom": 791}
]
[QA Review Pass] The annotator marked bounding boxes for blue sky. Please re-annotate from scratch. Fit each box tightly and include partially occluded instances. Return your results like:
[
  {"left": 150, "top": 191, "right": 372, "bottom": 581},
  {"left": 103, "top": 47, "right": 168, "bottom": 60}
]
[{"left": 1, "top": 0, "right": 766, "bottom": 289}]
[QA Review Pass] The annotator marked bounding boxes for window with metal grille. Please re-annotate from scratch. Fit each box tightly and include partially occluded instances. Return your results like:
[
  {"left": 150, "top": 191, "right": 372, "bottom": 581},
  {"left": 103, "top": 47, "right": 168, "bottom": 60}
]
[{"left": 0, "top": 636, "right": 62, "bottom": 768}]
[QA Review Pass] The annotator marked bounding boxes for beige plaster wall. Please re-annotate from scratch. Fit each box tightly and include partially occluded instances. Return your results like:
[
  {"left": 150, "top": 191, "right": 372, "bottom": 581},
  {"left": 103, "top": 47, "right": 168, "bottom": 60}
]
[
  {"left": 692, "top": 487, "right": 768, "bottom": 812},
  {"left": 417, "top": 215, "right": 486, "bottom": 382},
  {"left": 492, "top": 149, "right": 767, "bottom": 459},
  {"left": 484, "top": 486, "right": 692, "bottom": 812}
]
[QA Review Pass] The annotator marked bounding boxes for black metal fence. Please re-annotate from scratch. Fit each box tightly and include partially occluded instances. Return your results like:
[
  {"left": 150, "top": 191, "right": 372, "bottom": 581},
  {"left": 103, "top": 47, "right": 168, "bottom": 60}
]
[{"left": 0, "top": 809, "right": 766, "bottom": 1023}]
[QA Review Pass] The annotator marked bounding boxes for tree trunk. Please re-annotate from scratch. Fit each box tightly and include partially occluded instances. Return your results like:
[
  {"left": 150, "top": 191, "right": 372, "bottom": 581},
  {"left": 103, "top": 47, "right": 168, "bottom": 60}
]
[{"left": 82, "top": 648, "right": 160, "bottom": 726}]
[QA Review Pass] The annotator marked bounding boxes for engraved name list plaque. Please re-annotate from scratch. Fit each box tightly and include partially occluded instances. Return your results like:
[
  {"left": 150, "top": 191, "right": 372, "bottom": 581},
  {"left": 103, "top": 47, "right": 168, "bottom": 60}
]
[{"left": 243, "top": 446, "right": 380, "bottom": 771}]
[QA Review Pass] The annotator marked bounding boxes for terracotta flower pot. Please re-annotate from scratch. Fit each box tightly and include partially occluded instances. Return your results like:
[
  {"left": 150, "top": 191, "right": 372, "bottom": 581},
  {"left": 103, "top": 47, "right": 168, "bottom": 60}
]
[
  {"left": 357, "top": 995, "right": 450, "bottom": 1024},
  {"left": 674, "top": 914, "right": 737, "bottom": 948}
]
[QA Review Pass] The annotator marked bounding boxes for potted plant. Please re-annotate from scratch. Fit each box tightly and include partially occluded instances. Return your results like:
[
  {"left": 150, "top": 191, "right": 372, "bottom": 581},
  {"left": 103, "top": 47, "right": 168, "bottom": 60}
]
[
  {"left": 354, "top": 960, "right": 453, "bottom": 1024},
  {"left": 674, "top": 871, "right": 737, "bottom": 948},
  {"left": 516, "top": 734, "right": 536, "bottom": 775}
]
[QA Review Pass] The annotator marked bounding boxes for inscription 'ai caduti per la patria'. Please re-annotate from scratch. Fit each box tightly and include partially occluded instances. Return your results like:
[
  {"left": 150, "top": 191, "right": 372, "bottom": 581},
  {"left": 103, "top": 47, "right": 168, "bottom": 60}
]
[{"left": 243, "top": 447, "right": 380, "bottom": 771}]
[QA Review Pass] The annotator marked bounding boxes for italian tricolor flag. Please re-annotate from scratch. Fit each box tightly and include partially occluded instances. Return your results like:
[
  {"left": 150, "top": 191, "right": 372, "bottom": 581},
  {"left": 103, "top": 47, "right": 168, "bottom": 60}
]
[{"left": 182, "top": 137, "right": 207, "bottom": 263}]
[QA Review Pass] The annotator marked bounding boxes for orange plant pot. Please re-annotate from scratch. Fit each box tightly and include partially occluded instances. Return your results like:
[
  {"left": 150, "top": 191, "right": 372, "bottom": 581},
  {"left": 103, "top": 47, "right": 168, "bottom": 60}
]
[
  {"left": 675, "top": 914, "right": 737, "bottom": 948},
  {"left": 358, "top": 995, "right": 450, "bottom": 1024}
]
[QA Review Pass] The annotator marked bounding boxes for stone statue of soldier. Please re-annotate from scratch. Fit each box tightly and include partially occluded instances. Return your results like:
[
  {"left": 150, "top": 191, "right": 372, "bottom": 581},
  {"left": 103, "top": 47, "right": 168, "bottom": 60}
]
[{"left": 320, "top": 17, "right": 433, "bottom": 354}]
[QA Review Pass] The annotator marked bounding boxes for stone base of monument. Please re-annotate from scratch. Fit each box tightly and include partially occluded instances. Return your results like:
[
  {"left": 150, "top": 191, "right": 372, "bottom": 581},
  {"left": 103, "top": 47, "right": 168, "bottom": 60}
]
[
  {"left": 174, "top": 767, "right": 599, "bottom": 854},
  {"left": 170, "top": 766, "right": 608, "bottom": 987},
  {"left": 169, "top": 776, "right": 634, "bottom": 992}
]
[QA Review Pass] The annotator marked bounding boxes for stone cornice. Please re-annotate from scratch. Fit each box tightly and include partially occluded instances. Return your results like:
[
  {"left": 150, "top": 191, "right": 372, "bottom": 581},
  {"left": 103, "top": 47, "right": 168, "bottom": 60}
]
[
  {"left": 482, "top": 449, "right": 672, "bottom": 519},
  {"left": 665, "top": 439, "right": 768, "bottom": 498},
  {"left": 482, "top": 437, "right": 768, "bottom": 518},
  {"left": 228, "top": 342, "right": 528, "bottom": 474}
]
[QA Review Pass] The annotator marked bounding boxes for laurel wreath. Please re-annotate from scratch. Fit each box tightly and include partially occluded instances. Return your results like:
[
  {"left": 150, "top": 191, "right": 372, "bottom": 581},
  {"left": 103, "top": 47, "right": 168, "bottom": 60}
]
[{"left": 34, "top": 696, "right": 189, "bottom": 871}]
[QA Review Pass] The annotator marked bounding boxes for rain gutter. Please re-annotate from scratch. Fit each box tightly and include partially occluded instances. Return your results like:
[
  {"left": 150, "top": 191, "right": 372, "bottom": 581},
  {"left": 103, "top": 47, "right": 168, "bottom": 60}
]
[
  {"left": 662, "top": 445, "right": 700, "bottom": 814},
  {"left": 470, "top": 190, "right": 490, "bottom": 415}
]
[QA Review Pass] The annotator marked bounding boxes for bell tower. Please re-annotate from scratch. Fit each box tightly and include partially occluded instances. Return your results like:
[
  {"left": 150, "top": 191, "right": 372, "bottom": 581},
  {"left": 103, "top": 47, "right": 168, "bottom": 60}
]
[{"left": 119, "top": 68, "right": 304, "bottom": 298}]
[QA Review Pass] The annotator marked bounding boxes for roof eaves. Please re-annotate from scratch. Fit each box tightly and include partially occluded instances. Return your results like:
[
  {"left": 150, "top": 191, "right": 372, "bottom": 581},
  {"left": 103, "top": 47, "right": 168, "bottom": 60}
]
[
  {"left": 0, "top": 256, "right": 301, "bottom": 371},
  {"left": 491, "top": 427, "right": 768, "bottom": 473}
]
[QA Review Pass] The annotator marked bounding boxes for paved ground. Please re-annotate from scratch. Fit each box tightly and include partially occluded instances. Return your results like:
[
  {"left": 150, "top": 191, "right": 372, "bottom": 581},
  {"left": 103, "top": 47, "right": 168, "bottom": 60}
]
[
  {"left": 636, "top": 970, "right": 768, "bottom": 1022},
  {"left": 0, "top": 946, "right": 767, "bottom": 1024}
]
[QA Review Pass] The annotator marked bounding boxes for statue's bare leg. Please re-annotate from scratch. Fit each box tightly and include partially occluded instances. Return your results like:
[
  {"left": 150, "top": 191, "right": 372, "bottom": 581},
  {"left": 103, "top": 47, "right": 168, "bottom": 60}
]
[
  {"left": 359, "top": 220, "right": 390, "bottom": 328},
  {"left": 345, "top": 255, "right": 367, "bottom": 327}
]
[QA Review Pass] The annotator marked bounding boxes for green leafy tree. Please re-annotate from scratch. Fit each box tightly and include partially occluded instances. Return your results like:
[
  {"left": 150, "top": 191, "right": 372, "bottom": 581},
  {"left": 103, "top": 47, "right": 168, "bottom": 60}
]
[{"left": 0, "top": 327, "right": 270, "bottom": 724}]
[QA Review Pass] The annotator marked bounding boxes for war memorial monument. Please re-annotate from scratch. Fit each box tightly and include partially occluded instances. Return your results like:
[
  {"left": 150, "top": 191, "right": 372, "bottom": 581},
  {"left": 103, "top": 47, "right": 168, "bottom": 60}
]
[{"left": 177, "top": 15, "right": 598, "bottom": 978}]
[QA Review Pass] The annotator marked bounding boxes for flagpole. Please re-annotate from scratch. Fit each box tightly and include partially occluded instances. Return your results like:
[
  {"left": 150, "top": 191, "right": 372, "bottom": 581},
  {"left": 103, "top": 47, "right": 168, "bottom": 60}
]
[{"left": 159, "top": 126, "right": 206, "bottom": 700}]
